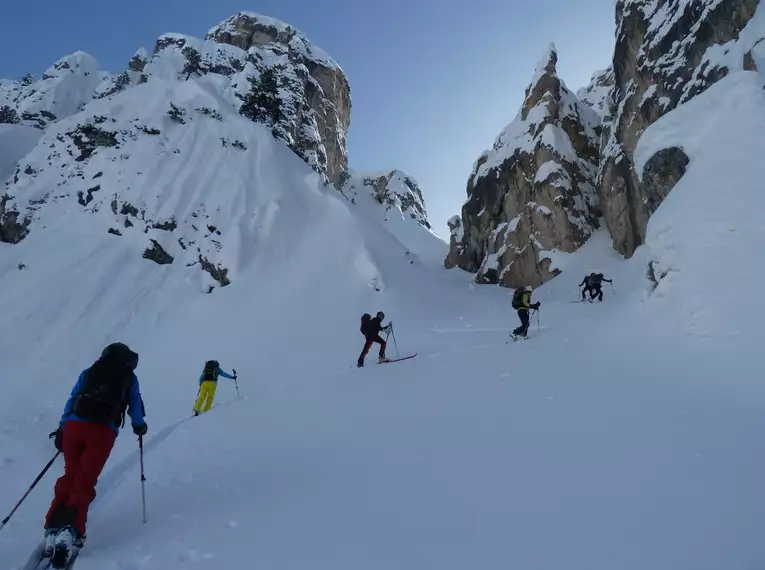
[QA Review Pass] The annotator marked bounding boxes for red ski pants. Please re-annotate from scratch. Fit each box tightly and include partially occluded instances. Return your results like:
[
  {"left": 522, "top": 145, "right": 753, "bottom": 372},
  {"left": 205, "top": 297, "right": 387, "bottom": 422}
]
[
  {"left": 45, "top": 420, "right": 116, "bottom": 535},
  {"left": 359, "top": 335, "right": 387, "bottom": 363}
]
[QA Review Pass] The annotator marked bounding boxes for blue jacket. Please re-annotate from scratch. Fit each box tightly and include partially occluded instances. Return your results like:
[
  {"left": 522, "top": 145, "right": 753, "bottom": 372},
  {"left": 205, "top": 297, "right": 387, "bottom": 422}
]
[
  {"left": 60, "top": 369, "right": 146, "bottom": 435},
  {"left": 199, "top": 367, "right": 235, "bottom": 385}
]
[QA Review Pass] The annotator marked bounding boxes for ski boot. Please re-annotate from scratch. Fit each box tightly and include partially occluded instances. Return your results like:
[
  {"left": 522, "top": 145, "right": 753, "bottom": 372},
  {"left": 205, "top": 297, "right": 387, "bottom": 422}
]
[
  {"left": 42, "top": 527, "right": 59, "bottom": 558},
  {"left": 51, "top": 525, "right": 76, "bottom": 569},
  {"left": 378, "top": 357, "right": 390, "bottom": 364}
]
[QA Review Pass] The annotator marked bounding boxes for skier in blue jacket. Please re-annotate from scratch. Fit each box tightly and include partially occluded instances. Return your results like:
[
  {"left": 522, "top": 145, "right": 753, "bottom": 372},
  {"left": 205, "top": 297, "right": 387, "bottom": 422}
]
[{"left": 193, "top": 360, "right": 237, "bottom": 415}]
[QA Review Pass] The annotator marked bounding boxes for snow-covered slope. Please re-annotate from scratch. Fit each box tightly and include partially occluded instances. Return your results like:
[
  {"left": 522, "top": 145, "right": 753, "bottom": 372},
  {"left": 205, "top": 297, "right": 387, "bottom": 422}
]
[
  {"left": 341, "top": 169, "right": 445, "bottom": 267},
  {"left": 0, "top": 52, "right": 107, "bottom": 128},
  {"left": 636, "top": 70, "right": 765, "bottom": 341},
  {"left": 1, "top": 11, "right": 764, "bottom": 570}
]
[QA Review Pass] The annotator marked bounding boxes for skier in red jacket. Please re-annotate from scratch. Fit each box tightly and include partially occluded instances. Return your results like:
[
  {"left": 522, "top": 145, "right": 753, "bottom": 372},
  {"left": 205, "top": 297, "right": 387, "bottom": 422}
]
[{"left": 43, "top": 342, "right": 147, "bottom": 567}]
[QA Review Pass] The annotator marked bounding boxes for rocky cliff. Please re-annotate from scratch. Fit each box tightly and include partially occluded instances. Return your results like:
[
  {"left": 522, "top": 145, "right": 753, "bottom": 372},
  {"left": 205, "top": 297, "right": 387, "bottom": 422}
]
[
  {"left": 206, "top": 13, "right": 351, "bottom": 186},
  {"left": 446, "top": 45, "right": 601, "bottom": 288},
  {"left": 0, "top": 12, "right": 352, "bottom": 188},
  {"left": 447, "top": 0, "right": 765, "bottom": 284},
  {"left": 599, "top": 0, "right": 763, "bottom": 256}
]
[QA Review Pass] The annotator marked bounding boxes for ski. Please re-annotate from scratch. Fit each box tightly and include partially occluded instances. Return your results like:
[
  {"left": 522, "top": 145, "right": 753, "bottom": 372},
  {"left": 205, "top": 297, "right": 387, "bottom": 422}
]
[
  {"left": 22, "top": 540, "right": 46, "bottom": 570},
  {"left": 379, "top": 354, "right": 417, "bottom": 363},
  {"left": 507, "top": 334, "right": 529, "bottom": 343}
]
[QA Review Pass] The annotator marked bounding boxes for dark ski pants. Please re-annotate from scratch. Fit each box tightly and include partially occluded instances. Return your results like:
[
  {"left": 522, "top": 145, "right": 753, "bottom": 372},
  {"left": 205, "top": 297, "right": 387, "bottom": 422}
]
[
  {"left": 358, "top": 335, "right": 386, "bottom": 365},
  {"left": 513, "top": 309, "right": 530, "bottom": 337},
  {"left": 45, "top": 420, "right": 116, "bottom": 536},
  {"left": 591, "top": 285, "right": 603, "bottom": 301}
]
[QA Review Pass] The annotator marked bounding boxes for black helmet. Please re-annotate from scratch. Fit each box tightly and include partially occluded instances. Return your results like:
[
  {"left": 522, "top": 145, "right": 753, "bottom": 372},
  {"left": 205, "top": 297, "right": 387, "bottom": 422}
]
[
  {"left": 101, "top": 342, "right": 139, "bottom": 371},
  {"left": 376, "top": 311, "right": 385, "bottom": 320}
]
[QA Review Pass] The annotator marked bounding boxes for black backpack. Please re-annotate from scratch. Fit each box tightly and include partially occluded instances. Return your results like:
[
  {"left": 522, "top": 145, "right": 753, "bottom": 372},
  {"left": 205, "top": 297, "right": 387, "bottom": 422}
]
[
  {"left": 203, "top": 360, "right": 219, "bottom": 382},
  {"left": 511, "top": 287, "right": 525, "bottom": 309},
  {"left": 72, "top": 360, "right": 135, "bottom": 427},
  {"left": 360, "top": 313, "right": 371, "bottom": 335}
]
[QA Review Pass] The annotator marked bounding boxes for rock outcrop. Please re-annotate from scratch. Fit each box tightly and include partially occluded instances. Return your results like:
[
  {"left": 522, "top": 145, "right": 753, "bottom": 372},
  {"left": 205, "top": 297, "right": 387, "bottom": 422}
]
[
  {"left": 599, "top": 0, "right": 763, "bottom": 256},
  {"left": 577, "top": 67, "right": 614, "bottom": 120},
  {"left": 206, "top": 12, "right": 351, "bottom": 186},
  {"left": 447, "top": 45, "right": 601, "bottom": 288},
  {"left": 342, "top": 169, "right": 432, "bottom": 230}
]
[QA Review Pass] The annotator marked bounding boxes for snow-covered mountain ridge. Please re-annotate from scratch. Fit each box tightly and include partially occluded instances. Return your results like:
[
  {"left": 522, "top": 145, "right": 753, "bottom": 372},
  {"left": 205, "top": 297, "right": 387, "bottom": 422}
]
[{"left": 0, "top": 12, "right": 438, "bottom": 289}]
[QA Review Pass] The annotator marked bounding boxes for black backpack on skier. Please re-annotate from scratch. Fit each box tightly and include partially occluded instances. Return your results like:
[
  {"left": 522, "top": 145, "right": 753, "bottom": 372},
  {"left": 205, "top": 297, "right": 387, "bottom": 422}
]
[
  {"left": 360, "top": 313, "right": 371, "bottom": 335},
  {"left": 72, "top": 343, "right": 140, "bottom": 427},
  {"left": 202, "top": 360, "right": 219, "bottom": 382},
  {"left": 511, "top": 287, "right": 525, "bottom": 310}
]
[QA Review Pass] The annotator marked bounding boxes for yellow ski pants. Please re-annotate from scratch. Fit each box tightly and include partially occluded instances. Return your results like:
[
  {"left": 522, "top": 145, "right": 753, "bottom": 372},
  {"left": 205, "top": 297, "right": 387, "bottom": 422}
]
[{"left": 194, "top": 381, "right": 217, "bottom": 414}]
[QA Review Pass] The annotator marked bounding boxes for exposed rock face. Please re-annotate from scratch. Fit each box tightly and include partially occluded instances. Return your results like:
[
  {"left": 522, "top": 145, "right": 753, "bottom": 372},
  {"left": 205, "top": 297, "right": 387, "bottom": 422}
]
[
  {"left": 447, "top": 45, "right": 601, "bottom": 288},
  {"left": 599, "top": 0, "right": 763, "bottom": 256},
  {"left": 577, "top": 67, "right": 615, "bottom": 120},
  {"left": 129, "top": 48, "right": 149, "bottom": 72},
  {"left": 342, "top": 169, "right": 431, "bottom": 230},
  {"left": 444, "top": 215, "right": 464, "bottom": 269},
  {"left": 205, "top": 12, "right": 351, "bottom": 186},
  {"left": 640, "top": 146, "right": 689, "bottom": 217}
]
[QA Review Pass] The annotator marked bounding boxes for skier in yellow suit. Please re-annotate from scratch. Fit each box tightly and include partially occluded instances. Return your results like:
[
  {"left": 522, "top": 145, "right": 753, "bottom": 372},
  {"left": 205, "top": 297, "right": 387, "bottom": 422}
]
[{"left": 193, "top": 360, "right": 237, "bottom": 416}]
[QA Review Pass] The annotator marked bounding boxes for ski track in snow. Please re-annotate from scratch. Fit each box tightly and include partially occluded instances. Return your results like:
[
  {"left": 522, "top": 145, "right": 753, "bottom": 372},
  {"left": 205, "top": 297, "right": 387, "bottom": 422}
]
[{"left": 3, "top": 72, "right": 765, "bottom": 569}]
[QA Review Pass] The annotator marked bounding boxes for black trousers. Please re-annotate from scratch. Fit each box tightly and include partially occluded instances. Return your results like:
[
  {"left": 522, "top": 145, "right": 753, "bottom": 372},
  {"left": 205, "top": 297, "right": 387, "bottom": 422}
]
[{"left": 513, "top": 310, "right": 530, "bottom": 336}]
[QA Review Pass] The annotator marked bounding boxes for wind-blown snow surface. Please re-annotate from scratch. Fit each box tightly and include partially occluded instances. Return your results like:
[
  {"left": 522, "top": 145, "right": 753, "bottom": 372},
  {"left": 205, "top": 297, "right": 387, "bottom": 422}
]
[{"left": 2, "top": 82, "right": 765, "bottom": 570}]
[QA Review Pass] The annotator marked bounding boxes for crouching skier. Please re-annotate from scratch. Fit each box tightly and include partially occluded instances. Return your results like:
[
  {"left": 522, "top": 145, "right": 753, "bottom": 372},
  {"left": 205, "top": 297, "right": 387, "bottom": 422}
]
[
  {"left": 44, "top": 342, "right": 147, "bottom": 567},
  {"left": 193, "top": 360, "right": 236, "bottom": 416},
  {"left": 358, "top": 311, "right": 391, "bottom": 367},
  {"left": 511, "top": 286, "right": 540, "bottom": 339}
]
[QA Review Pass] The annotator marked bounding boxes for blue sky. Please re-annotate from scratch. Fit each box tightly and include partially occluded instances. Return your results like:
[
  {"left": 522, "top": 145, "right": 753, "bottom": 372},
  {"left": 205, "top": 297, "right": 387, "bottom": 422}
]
[{"left": 0, "top": 0, "right": 615, "bottom": 235}]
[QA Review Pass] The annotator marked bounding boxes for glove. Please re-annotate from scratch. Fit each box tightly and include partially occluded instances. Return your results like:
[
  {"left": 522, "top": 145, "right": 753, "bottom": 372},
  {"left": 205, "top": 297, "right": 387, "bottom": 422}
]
[
  {"left": 533, "top": 302, "right": 540, "bottom": 309},
  {"left": 49, "top": 429, "right": 63, "bottom": 452},
  {"left": 133, "top": 423, "right": 148, "bottom": 436}
]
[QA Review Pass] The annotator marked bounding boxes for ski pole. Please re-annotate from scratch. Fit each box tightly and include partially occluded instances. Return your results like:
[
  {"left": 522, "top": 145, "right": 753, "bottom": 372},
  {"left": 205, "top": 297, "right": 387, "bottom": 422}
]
[
  {"left": 610, "top": 282, "right": 615, "bottom": 295},
  {"left": 536, "top": 309, "right": 540, "bottom": 333},
  {"left": 390, "top": 324, "right": 400, "bottom": 358},
  {"left": 233, "top": 368, "right": 240, "bottom": 399},
  {"left": 1, "top": 451, "right": 60, "bottom": 532},
  {"left": 139, "top": 435, "right": 147, "bottom": 524}
]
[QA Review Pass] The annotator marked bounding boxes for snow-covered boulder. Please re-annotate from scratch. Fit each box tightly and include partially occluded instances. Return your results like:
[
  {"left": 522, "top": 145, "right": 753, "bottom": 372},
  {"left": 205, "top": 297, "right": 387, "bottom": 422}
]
[
  {"left": 447, "top": 45, "right": 601, "bottom": 288},
  {"left": 205, "top": 12, "right": 351, "bottom": 186},
  {"left": 599, "top": 0, "right": 764, "bottom": 257}
]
